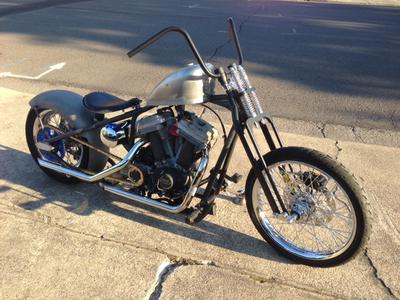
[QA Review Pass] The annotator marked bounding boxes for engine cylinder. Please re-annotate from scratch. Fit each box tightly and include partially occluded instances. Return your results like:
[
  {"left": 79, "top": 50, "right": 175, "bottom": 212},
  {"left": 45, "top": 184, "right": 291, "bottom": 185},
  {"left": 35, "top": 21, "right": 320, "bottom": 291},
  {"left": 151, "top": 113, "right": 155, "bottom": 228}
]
[
  {"left": 177, "top": 141, "right": 195, "bottom": 169},
  {"left": 148, "top": 132, "right": 166, "bottom": 161}
]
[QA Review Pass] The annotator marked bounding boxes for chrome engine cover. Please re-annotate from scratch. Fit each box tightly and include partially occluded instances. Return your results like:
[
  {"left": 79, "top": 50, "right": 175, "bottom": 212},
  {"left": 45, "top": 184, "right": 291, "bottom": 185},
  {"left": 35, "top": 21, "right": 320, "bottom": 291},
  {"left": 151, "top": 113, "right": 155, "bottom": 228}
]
[
  {"left": 135, "top": 114, "right": 169, "bottom": 135},
  {"left": 178, "top": 115, "right": 218, "bottom": 149},
  {"left": 146, "top": 63, "right": 216, "bottom": 106}
]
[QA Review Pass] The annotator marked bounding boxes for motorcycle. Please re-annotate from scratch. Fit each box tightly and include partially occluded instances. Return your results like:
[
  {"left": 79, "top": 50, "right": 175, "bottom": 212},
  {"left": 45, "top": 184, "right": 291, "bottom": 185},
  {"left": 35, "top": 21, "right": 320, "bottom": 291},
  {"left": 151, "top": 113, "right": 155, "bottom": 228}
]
[{"left": 25, "top": 18, "right": 368, "bottom": 267}]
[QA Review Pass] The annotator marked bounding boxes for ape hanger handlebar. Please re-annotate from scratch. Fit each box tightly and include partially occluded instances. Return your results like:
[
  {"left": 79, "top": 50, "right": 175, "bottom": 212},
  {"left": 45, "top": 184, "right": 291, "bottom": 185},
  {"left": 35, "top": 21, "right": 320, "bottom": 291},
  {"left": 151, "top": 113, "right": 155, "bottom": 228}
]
[{"left": 127, "top": 17, "right": 243, "bottom": 79}]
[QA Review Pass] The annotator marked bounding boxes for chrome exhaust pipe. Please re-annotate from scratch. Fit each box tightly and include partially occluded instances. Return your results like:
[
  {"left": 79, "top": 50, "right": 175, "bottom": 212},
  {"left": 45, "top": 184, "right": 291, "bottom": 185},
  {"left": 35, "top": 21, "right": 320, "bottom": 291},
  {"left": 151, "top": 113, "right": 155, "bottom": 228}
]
[
  {"left": 100, "top": 152, "right": 209, "bottom": 214},
  {"left": 100, "top": 183, "right": 197, "bottom": 213},
  {"left": 37, "top": 140, "right": 146, "bottom": 182}
]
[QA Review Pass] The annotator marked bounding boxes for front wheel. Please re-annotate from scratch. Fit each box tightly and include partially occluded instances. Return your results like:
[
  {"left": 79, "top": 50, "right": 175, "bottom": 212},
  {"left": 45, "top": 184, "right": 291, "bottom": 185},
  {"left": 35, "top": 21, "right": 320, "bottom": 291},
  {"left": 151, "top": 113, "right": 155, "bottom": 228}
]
[{"left": 245, "top": 147, "right": 370, "bottom": 267}]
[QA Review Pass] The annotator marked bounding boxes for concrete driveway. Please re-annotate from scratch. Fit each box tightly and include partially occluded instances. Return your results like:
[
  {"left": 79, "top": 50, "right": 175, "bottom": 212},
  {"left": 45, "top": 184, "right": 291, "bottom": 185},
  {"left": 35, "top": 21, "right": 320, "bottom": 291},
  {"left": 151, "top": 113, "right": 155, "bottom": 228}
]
[{"left": 0, "top": 87, "right": 399, "bottom": 299}]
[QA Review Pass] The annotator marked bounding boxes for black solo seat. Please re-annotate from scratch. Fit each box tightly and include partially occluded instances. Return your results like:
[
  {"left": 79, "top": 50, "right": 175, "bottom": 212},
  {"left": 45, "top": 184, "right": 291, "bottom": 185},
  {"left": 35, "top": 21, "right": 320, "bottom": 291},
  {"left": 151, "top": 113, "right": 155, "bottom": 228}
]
[{"left": 82, "top": 91, "right": 141, "bottom": 114}]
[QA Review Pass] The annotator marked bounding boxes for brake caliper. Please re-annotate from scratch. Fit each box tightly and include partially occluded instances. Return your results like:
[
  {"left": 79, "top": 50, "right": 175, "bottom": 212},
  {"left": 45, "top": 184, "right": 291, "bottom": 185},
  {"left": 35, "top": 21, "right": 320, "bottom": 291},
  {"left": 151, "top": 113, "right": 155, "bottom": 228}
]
[{"left": 301, "top": 171, "right": 327, "bottom": 191}]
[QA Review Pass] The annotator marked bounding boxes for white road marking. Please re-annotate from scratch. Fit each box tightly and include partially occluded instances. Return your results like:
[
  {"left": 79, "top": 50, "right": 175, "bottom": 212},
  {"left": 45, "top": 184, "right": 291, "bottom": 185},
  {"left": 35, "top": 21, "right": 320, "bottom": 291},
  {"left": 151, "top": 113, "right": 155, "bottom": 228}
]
[
  {"left": 292, "top": 28, "right": 297, "bottom": 34},
  {"left": 188, "top": 3, "right": 199, "bottom": 8},
  {"left": 217, "top": 30, "right": 228, "bottom": 33},
  {"left": 0, "top": 62, "right": 66, "bottom": 80}
]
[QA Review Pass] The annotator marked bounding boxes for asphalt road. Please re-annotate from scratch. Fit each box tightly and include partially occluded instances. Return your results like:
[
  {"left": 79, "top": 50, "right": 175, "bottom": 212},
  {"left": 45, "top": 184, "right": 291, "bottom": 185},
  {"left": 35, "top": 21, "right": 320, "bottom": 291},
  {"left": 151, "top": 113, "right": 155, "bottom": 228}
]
[{"left": 0, "top": 0, "right": 399, "bottom": 132}]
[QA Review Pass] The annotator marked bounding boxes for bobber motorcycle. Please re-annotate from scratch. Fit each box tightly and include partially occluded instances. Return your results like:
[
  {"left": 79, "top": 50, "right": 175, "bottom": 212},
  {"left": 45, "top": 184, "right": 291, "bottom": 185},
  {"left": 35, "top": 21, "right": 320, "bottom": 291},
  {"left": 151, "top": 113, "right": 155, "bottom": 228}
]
[{"left": 26, "top": 18, "right": 368, "bottom": 267}]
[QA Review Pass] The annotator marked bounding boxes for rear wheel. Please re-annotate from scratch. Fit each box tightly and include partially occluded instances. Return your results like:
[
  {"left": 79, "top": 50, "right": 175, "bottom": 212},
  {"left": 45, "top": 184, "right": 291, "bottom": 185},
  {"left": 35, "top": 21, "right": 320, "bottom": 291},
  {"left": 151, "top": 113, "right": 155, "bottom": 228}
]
[
  {"left": 245, "top": 147, "right": 369, "bottom": 267},
  {"left": 26, "top": 108, "right": 89, "bottom": 183}
]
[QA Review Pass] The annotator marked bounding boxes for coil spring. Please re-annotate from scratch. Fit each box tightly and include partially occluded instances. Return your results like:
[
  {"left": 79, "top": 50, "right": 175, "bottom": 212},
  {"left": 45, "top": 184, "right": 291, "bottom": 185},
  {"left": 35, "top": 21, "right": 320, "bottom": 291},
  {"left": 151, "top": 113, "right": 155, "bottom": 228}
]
[
  {"left": 229, "top": 64, "right": 263, "bottom": 118},
  {"left": 237, "top": 65, "right": 263, "bottom": 115}
]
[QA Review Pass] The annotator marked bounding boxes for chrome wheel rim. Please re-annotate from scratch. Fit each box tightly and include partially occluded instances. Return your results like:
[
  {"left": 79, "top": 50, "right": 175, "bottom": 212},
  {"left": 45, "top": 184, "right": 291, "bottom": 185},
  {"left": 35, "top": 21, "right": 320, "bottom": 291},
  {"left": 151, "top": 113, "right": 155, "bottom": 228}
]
[
  {"left": 33, "top": 110, "right": 84, "bottom": 167},
  {"left": 252, "top": 161, "right": 357, "bottom": 260}
]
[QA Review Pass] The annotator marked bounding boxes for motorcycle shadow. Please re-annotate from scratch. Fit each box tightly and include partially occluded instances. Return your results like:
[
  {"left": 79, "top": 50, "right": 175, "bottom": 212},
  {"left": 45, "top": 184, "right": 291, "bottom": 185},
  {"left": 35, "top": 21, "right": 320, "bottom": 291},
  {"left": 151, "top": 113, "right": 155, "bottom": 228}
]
[{"left": 0, "top": 144, "right": 289, "bottom": 264}]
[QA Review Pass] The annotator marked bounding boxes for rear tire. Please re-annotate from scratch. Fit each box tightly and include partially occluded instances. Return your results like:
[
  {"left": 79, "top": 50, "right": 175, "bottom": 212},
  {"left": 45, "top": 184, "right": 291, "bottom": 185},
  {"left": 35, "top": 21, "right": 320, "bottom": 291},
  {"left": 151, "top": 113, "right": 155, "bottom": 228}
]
[
  {"left": 245, "top": 146, "right": 370, "bottom": 267},
  {"left": 26, "top": 108, "right": 89, "bottom": 184}
]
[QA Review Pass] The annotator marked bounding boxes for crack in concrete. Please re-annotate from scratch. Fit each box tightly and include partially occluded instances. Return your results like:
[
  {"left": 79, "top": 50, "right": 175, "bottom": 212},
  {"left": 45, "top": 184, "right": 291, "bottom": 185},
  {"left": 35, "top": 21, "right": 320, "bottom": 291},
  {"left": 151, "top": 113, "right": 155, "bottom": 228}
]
[
  {"left": 145, "top": 261, "right": 176, "bottom": 300},
  {"left": 389, "top": 110, "right": 398, "bottom": 130},
  {"left": 237, "top": 5, "right": 264, "bottom": 34},
  {"left": 351, "top": 126, "right": 366, "bottom": 144},
  {"left": 364, "top": 249, "right": 396, "bottom": 298},
  {"left": 206, "top": 5, "right": 263, "bottom": 62},
  {"left": 0, "top": 208, "right": 355, "bottom": 300},
  {"left": 334, "top": 140, "right": 342, "bottom": 160},
  {"left": 316, "top": 122, "right": 327, "bottom": 138},
  {"left": 206, "top": 39, "right": 231, "bottom": 62},
  {"left": 145, "top": 255, "right": 348, "bottom": 300},
  {"left": 145, "top": 257, "right": 214, "bottom": 300}
]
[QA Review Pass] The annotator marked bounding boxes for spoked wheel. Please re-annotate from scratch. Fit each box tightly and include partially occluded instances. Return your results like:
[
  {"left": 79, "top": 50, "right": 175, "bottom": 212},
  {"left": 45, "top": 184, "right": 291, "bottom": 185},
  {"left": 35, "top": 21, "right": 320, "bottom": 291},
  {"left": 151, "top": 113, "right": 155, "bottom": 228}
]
[
  {"left": 245, "top": 147, "right": 369, "bottom": 267},
  {"left": 26, "top": 108, "right": 89, "bottom": 183}
]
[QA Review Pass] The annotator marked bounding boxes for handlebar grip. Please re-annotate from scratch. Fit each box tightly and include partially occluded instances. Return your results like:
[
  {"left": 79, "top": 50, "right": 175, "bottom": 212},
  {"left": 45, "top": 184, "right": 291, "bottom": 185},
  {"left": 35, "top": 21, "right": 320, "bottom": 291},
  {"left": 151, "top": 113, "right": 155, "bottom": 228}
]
[
  {"left": 127, "top": 45, "right": 145, "bottom": 58},
  {"left": 127, "top": 26, "right": 176, "bottom": 58},
  {"left": 228, "top": 17, "right": 243, "bottom": 65}
]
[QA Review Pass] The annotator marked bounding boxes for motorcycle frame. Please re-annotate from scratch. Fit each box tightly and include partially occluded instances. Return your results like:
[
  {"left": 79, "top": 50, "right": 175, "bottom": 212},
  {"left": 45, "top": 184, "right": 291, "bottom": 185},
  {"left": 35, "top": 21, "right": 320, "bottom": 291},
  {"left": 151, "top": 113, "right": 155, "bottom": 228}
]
[
  {"left": 40, "top": 17, "right": 288, "bottom": 216},
  {"left": 40, "top": 91, "right": 285, "bottom": 214}
]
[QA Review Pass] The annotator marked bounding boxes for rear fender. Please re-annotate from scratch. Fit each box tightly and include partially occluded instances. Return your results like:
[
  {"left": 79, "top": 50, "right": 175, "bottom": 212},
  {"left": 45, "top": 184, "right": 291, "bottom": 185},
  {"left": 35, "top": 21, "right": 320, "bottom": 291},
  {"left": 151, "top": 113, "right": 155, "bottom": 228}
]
[{"left": 29, "top": 90, "right": 108, "bottom": 172}]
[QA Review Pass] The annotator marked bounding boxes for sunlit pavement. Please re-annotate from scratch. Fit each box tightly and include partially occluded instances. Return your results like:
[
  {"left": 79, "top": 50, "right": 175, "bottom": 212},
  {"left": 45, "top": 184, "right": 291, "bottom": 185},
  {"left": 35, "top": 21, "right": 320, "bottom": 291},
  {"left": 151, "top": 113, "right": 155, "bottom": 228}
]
[{"left": 0, "top": 87, "right": 399, "bottom": 299}]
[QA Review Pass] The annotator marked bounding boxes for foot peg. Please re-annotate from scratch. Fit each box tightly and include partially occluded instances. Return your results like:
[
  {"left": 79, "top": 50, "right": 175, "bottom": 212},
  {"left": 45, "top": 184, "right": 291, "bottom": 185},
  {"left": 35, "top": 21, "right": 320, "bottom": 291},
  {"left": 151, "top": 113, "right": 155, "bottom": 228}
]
[
  {"left": 233, "top": 188, "right": 245, "bottom": 205},
  {"left": 222, "top": 173, "right": 243, "bottom": 192},
  {"left": 185, "top": 202, "right": 216, "bottom": 225},
  {"left": 225, "top": 173, "right": 242, "bottom": 184}
]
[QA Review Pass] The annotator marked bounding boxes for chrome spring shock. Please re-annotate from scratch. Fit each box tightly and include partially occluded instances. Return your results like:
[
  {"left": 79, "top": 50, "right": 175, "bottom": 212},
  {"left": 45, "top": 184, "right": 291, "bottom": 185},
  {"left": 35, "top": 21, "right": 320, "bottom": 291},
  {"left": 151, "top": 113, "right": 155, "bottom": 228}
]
[
  {"left": 236, "top": 65, "right": 264, "bottom": 115},
  {"left": 229, "top": 64, "right": 257, "bottom": 118}
]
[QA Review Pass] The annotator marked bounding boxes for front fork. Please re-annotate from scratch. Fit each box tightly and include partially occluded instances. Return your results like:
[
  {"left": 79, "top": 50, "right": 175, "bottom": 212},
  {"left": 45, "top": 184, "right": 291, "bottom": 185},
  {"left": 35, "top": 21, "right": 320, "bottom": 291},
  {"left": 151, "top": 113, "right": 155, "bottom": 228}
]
[
  {"left": 229, "top": 93, "right": 287, "bottom": 215},
  {"left": 187, "top": 94, "right": 287, "bottom": 224}
]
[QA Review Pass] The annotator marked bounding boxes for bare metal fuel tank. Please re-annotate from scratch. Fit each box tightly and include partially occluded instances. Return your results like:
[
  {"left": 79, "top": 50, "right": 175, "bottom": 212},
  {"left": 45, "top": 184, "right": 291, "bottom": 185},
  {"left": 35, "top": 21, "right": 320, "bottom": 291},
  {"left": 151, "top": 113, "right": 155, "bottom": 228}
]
[{"left": 146, "top": 63, "right": 216, "bottom": 106}]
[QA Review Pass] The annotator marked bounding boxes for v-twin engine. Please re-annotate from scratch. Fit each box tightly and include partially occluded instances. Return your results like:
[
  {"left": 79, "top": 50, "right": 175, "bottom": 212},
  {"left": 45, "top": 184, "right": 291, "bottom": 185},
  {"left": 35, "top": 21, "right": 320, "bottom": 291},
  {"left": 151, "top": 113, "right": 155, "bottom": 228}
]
[
  {"left": 123, "top": 109, "right": 218, "bottom": 202},
  {"left": 136, "top": 110, "right": 217, "bottom": 164}
]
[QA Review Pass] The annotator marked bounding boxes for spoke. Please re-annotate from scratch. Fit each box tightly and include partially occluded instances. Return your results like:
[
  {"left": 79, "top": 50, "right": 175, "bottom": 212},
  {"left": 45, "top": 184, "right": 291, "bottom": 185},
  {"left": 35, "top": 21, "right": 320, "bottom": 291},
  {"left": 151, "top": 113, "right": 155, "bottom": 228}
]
[
  {"left": 331, "top": 212, "right": 353, "bottom": 223},
  {"left": 291, "top": 221, "right": 307, "bottom": 245},
  {"left": 328, "top": 228, "right": 341, "bottom": 248},
  {"left": 310, "top": 222, "right": 334, "bottom": 253},
  {"left": 321, "top": 224, "right": 351, "bottom": 236},
  {"left": 320, "top": 224, "right": 348, "bottom": 244},
  {"left": 334, "top": 199, "right": 352, "bottom": 211},
  {"left": 303, "top": 225, "right": 320, "bottom": 252},
  {"left": 310, "top": 224, "right": 322, "bottom": 252}
]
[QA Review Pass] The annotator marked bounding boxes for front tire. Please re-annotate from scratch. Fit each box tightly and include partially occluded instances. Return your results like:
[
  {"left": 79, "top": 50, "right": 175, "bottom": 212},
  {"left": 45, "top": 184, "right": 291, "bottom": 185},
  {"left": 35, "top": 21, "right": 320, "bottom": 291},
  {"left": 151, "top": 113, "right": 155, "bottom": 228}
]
[{"left": 245, "top": 147, "right": 369, "bottom": 267}]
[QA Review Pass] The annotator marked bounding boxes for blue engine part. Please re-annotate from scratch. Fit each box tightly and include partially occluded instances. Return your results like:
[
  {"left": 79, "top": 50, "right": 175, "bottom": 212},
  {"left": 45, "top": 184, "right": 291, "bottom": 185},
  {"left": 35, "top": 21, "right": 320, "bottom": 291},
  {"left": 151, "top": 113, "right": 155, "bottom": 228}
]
[{"left": 100, "top": 122, "right": 127, "bottom": 148}]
